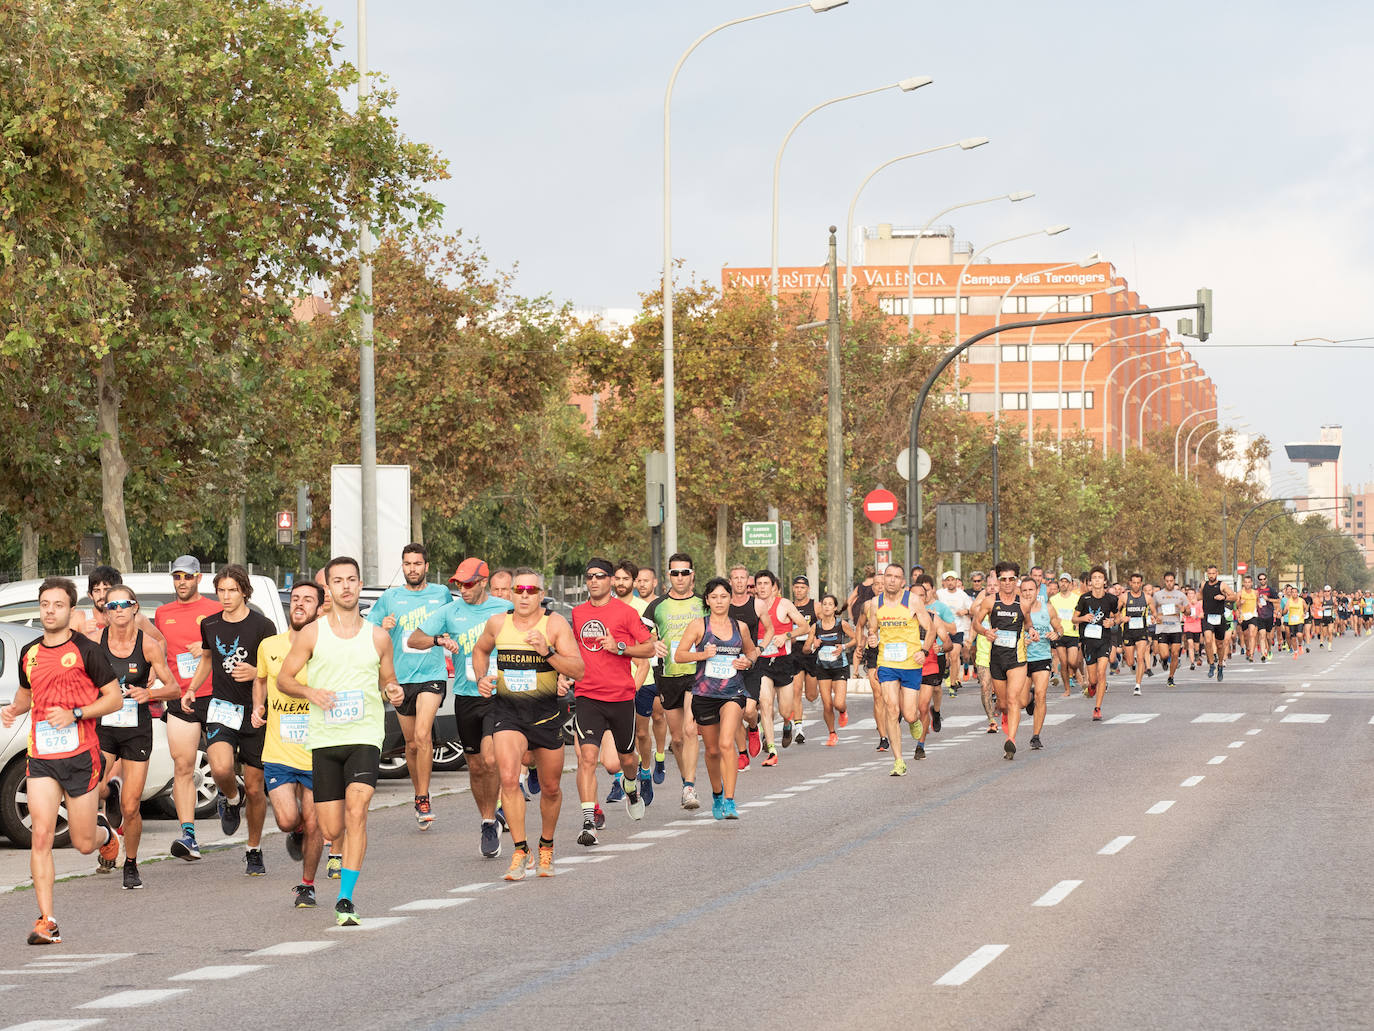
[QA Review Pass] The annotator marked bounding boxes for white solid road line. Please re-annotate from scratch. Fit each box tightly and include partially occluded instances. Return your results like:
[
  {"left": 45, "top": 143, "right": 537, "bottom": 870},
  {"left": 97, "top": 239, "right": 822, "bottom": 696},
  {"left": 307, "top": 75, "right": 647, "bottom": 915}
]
[
  {"left": 1207, "top": 756, "right": 1227, "bottom": 765},
  {"left": 1280, "top": 713, "right": 1331, "bottom": 723},
  {"left": 935, "top": 944, "right": 1009, "bottom": 986},
  {"left": 248, "top": 941, "right": 336, "bottom": 957},
  {"left": 1181, "top": 776, "right": 1204, "bottom": 787},
  {"left": 76, "top": 989, "right": 191, "bottom": 1009},
  {"left": 1146, "top": 801, "right": 1176, "bottom": 815},
  {"left": 2, "top": 1021, "right": 106, "bottom": 1030},
  {"left": 1098, "top": 836, "right": 1135, "bottom": 855},
  {"left": 1032, "top": 880, "right": 1084, "bottom": 907},
  {"left": 168, "top": 965, "right": 265, "bottom": 981}
]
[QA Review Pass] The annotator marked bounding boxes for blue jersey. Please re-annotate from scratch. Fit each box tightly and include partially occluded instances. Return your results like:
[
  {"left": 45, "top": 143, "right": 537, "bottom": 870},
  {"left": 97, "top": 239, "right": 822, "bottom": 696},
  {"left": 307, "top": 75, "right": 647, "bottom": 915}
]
[
  {"left": 1026, "top": 604, "right": 1053, "bottom": 663},
  {"left": 366, "top": 582, "right": 454, "bottom": 684},
  {"left": 420, "top": 596, "right": 514, "bottom": 697}
]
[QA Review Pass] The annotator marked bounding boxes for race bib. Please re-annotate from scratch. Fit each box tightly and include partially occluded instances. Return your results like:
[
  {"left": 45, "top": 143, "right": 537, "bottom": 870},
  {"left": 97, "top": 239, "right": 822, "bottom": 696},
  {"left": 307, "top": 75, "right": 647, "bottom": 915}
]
[
  {"left": 402, "top": 634, "right": 426, "bottom": 654},
  {"left": 994, "top": 628, "right": 1018, "bottom": 649},
  {"left": 1160, "top": 604, "right": 1177, "bottom": 616},
  {"left": 705, "top": 654, "right": 737, "bottom": 680},
  {"left": 1324, "top": 608, "right": 1333, "bottom": 618},
  {"left": 503, "top": 669, "right": 537, "bottom": 694},
  {"left": 1207, "top": 613, "right": 1222, "bottom": 626},
  {"left": 465, "top": 657, "right": 476, "bottom": 683},
  {"left": 1128, "top": 617, "right": 1144, "bottom": 630},
  {"left": 1083, "top": 623, "right": 1103, "bottom": 640},
  {"left": 34, "top": 720, "right": 79, "bottom": 756},
  {"left": 279, "top": 713, "right": 309, "bottom": 744},
  {"left": 818, "top": 645, "right": 840, "bottom": 663},
  {"left": 882, "top": 641, "right": 908, "bottom": 662},
  {"left": 101, "top": 699, "right": 140, "bottom": 729},
  {"left": 668, "top": 639, "right": 681, "bottom": 662},
  {"left": 175, "top": 651, "right": 200, "bottom": 681},
  {"left": 206, "top": 697, "right": 244, "bottom": 730},
  {"left": 324, "top": 689, "right": 365, "bottom": 723}
]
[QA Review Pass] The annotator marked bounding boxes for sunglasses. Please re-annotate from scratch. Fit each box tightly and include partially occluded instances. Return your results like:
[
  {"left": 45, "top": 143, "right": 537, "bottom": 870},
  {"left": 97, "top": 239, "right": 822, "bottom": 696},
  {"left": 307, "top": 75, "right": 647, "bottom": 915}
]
[
  {"left": 585, "top": 572, "right": 609, "bottom": 580},
  {"left": 172, "top": 572, "right": 196, "bottom": 580},
  {"left": 997, "top": 575, "right": 1017, "bottom": 582},
  {"left": 454, "top": 578, "right": 484, "bottom": 589},
  {"left": 105, "top": 599, "right": 136, "bottom": 611},
  {"left": 512, "top": 585, "right": 541, "bottom": 596},
  {"left": 668, "top": 569, "right": 693, "bottom": 577}
]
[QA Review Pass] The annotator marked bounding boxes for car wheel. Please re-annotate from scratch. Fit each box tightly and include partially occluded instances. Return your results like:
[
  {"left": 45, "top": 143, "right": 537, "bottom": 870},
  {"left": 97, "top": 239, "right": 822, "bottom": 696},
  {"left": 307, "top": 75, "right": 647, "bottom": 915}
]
[
  {"left": 151, "top": 748, "right": 223, "bottom": 820},
  {"left": 431, "top": 741, "right": 467, "bottom": 773},
  {"left": 377, "top": 753, "right": 409, "bottom": 780},
  {"left": 0, "top": 757, "right": 72, "bottom": 849}
]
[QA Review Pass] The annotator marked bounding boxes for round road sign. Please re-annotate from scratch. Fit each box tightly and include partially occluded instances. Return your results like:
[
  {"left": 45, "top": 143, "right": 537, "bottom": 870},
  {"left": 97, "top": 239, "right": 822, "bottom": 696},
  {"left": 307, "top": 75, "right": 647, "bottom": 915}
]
[{"left": 863, "top": 488, "right": 899, "bottom": 525}]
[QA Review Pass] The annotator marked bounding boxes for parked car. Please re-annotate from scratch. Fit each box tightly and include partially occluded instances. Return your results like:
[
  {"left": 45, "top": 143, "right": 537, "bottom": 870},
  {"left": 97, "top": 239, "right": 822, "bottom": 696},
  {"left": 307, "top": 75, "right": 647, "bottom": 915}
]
[{"left": 0, "top": 572, "right": 286, "bottom": 835}]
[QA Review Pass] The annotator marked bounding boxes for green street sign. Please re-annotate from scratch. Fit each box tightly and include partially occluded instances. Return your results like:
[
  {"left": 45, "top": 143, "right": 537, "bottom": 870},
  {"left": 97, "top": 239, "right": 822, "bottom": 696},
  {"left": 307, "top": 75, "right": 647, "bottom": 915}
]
[
  {"left": 781, "top": 520, "right": 792, "bottom": 546},
  {"left": 742, "top": 521, "right": 779, "bottom": 548}
]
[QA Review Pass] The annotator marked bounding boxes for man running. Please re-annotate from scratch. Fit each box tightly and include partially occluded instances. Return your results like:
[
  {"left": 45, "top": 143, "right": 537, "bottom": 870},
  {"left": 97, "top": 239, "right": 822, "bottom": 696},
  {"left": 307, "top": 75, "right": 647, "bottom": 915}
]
[
  {"left": 972, "top": 562, "right": 1033, "bottom": 758},
  {"left": 472, "top": 568, "right": 584, "bottom": 880},
  {"left": 751, "top": 569, "right": 810, "bottom": 765},
  {"left": 936, "top": 571, "right": 972, "bottom": 697},
  {"left": 1150, "top": 573, "right": 1188, "bottom": 687},
  {"left": 255, "top": 580, "right": 325, "bottom": 907},
  {"left": 73, "top": 565, "right": 164, "bottom": 644},
  {"left": 1236, "top": 574, "right": 1259, "bottom": 661},
  {"left": 366, "top": 543, "right": 454, "bottom": 829},
  {"left": 1073, "top": 567, "right": 1119, "bottom": 722},
  {"left": 864, "top": 563, "right": 930, "bottom": 776},
  {"left": 787, "top": 576, "right": 818, "bottom": 744},
  {"left": 411, "top": 558, "right": 513, "bottom": 858},
  {"left": 910, "top": 573, "right": 954, "bottom": 757},
  {"left": 1050, "top": 574, "right": 1081, "bottom": 697},
  {"left": 618, "top": 561, "right": 666, "bottom": 797},
  {"left": 570, "top": 559, "right": 654, "bottom": 845},
  {"left": 3, "top": 578, "right": 122, "bottom": 944},
  {"left": 277, "top": 557, "right": 404, "bottom": 925},
  {"left": 154, "top": 555, "right": 222, "bottom": 860},
  {"left": 1199, "top": 566, "right": 1236, "bottom": 681},
  {"left": 186, "top": 564, "right": 276, "bottom": 876},
  {"left": 1120, "top": 573, "right": 1151, "bottom": 697},
  {"left": 642, "top": 554, "right": 705, "bottom": 801}
]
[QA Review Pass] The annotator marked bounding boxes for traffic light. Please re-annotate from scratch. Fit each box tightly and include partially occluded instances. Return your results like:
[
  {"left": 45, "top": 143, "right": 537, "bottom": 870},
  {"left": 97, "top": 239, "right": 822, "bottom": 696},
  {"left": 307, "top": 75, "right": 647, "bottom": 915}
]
[
  {"left": 1196, "top": 287, "right": 1212, "bottom": 341},
  {"left": 297, "top": 483, "right": 313, "bottom": 532}
]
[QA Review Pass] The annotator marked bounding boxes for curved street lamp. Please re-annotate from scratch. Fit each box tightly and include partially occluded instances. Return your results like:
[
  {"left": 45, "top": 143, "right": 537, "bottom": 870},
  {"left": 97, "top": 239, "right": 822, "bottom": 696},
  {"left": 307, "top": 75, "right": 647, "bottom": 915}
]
[
  {"left": 1025, "top": 283, "right": 1125, "bottom": 456},
  {"left": 1083, "top": 330, "right": 1168, "bottom": 454},
  {"left": 1138, "top": 371, "right": 1207, "bottom": 454},
  {"left": 1174, "top": 407, "right": 1218, "bottom": 474},
  {"left": 1121, "top": 360, "right": 1197, "bottom": 458}
]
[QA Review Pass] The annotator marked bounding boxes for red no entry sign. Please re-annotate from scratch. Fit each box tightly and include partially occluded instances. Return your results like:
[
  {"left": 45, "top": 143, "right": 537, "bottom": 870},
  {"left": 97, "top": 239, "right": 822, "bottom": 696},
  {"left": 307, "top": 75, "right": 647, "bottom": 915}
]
[{"left": 863, "top": 489, "right": 898, "bottom": 525}]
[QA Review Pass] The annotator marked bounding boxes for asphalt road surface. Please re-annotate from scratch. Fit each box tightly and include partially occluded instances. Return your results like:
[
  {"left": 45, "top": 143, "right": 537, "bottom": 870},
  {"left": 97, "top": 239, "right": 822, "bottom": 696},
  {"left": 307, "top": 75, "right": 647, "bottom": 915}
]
[{"left": 3, "top": 636, "right": 1372, "bottom": 1031}]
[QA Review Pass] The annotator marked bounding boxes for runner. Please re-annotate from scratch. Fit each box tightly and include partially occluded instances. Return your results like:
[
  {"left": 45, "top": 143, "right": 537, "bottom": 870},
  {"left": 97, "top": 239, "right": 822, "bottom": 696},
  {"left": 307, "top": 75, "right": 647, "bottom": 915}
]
[
  {"left": 153, "top": 555, "right": 222, "bottom": 861},
  {"left": 847, "top": 567, "right": 884, "bottom": 749},
  {"left": 570, "top": 558, "right": 654, "bottom": 845},
  {"left": 489, "top": 568, "right": 514, "bottom": 602},
  {"left": 1049, "top": 574, "right": 1081, "bottom": 697},
  {"left": 1073, "top": 567, "right": 1119, "bottom": 722},
  {"left": 641, "top": 554, "right": 705, "bottom": 802},
  {"left": 728, "top": 564, "right": 764, "bottom": 770},
  {"left": 472, "top": 568, "right": 584, "bottom": 880},
  {"left": 2, "top": 578, "right": 121, "bottom": 944},
  {"left": 910, "top": 573, "right": 955, "bottom": 758},
  {"left": 675, "top": 577, "right": 759, "bottom": 819},
  {"left": 971, "top": 580, "right": 998, "bottom": 733},
  {"left": 1184, "top": 588, "right": 1203, "bottom": 669},
  {"left": 255, "top": 581, "right": 325, "bottom": 907},
  {"left": 1021, "top": 576, "right": 1063, "bottom": 750},
  {"left": 94, "top": 585, "right": 179, "bottom": 889},
  {"left": 863, "top": 563, "right": 930, "bottom": 775},
  {"left": 365, "top": 543, "right": 454, "bottom": 830},
  {"left": 936, "top": 571, "right": 972, "bottom": 697},
  {"left": 185, "top": 564, "right": 276, "bottom": 876},
  {"left": 751, "top": 570, "right": 810, "bottom": 765},
  {"left": 625, "top": 561, "right": 669, "bottom": 793},
  {"left": 1150, "top": 573, "right": 1188, "bottom": 687},
  {"left": 788, "top": 576, "right": 818, "bottom": 744},
  {"left": 411, "top": 558, "right": 514, "bottom": 857},
  {"left": 1236, "top": 574, "right": 1260, "bottom": 661},
  {"left": 1120, "top": 573, "right": 1151, "bottom": 697},
  {"left": 73, "top": 566, "right": 164, "bottom": 644},
  {"left": 802, "top": 593, "right": 855, "bottom": 745},
  {"left": 1282, "top": 585, "right": 1308, "bottom": 656},
  {"left": 972, "top": 562, "right": 1033, "bottom": 759},
  {"left": 1199, "top": 566, "right": 1237, "bottom": 681}
]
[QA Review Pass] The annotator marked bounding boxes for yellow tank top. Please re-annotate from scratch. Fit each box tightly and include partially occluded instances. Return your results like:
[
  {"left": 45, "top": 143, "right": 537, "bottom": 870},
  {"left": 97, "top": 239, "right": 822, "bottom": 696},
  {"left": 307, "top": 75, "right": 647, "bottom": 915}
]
[
  {"left": 495, "top": 613, "right": 558, "bottom": 700},
  {"left": 1050, "top": 592, "right": 1079, "bottom": 637},
  {"left": 1286, "top": 598, "right": 1305, "bottom": 624},
  {"left": 1238, "top": 589, "right": 1257, "bottom": 617},
  {"left": 875, "top": 591, "right": 924, "bottom": 670}
]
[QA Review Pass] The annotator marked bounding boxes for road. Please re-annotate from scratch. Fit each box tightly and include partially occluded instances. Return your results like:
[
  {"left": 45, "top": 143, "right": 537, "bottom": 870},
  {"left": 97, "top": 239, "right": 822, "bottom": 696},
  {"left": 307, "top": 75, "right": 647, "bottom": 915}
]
[{"left": 2, "top": 636, "right": 1372, "bottom": 1031}]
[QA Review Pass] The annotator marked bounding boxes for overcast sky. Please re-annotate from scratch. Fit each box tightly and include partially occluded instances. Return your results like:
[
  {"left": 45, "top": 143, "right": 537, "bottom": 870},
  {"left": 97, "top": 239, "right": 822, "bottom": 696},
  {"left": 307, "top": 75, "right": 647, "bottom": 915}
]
[{"left": 317, "top": 0, "right": 1374, "bottom": 492}]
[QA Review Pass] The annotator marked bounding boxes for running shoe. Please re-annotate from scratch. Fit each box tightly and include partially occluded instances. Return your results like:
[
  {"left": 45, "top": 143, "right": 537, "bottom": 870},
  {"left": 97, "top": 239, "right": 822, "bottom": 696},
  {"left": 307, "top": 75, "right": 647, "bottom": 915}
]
[
  {"left": 638, "top": 771, "right": 654, "bottom": 807},
  {"left": 781, "top": 721, "right": 794, "bottom": 748},
  {"left": 286, "top": 830, "right": 304, "bottom": 862},
  {"left": 1092, "top": 707, "right": 1102, "bottom": 721},
  {"left": 712, "top": 794, "right": 725, "bottom": 820},
  {"left": 593, "top": 803, "right": 606, "bottom": 829},
  {"left": 794, "top": 727, "right": 805, "bottom": 745},
  {"left": 327, "top": 854, "right": 342, "bottom": 879},
  {"left": 537, "top": 844, "right": 554, "bottom": 877},
  {"left": 747, "top": 727, "right": 761, "bottom": 756},
  {"left": 218, "top": 792, "right": 243, "bottom": 836},
  {"left": 1085, "top": 685, "right": 1097, "bottom": 699},
  {"left": 106, "top": 776, "right": 123, "bottom": 831},
  {"left": 653, "top": 756, "right": 667, "bottom": 783},
  {"left": 625, "top": 788, "right": 645, "bottom": 821},
  {"left": 578, "top": 819, "right": 598, "bottom": 846},
  {"left": 415, "top": 795, "right": 434, "bottom": 829},
  {"left": 122, "top": 860, "right": 142, "bottom": 890},
  {"left": 1050, "top": 674, "right": 1060, "bottom": 688},
  {"left": 838, "top": 711, "right": 849, "bottom": 728},
  {"left": 171, "top": 832, "right": 201, "bottom": 861},
  {"left": 245, "top": 848, "right": 266, "bottom": 876},
  {"left": 96, "top": 817, "right": 119, "bottom": 873},
  {"left": 947, "top": 686, "right": 957, "bottom": 697},
  {"left": 681, "top": 785, "right": 700, "bottom": 809},
  {"left": 1004, "top": 739, "right": 1016, "bottom": 760},
  {"left": 1207, "top": 663, "right": 1216, "bottom": 678},
  {"left": 1133, "top": 686, "right": 1142, "bottom": 696},
  {"left": 1029, "top": 734, "right": 1042, "bottom": 750},
  {"left": 1144, "top": 667, "right": 1154, "bottom": 678},
  {"left": 1167, "top": 678, "right": 1176, "bottom": 688},
  {"left": 504, "top": 847, "right": 532, "bottom": 881},
  {"left": 1025, "top": 696, "right": 1035, "bottom": 717},
  {"left": 495, "top": 805, "right": 508, "bottom": 833},
  {"left": 737, "top": 751, "right": 750, "bottom": 771},
  {"left": 1001, "top": 711, "right": 1009, "bottom": 737},
  {"left": 526, "top": 767, "right": 541, "bottom": 795},
  {"left": 987, "top": 722, "right": 998, "bottom": 734},
  {"left": 723, "top": 798, "right": 739, "bottom": 820},
  {"left": 334, "top": 898, "right": 360, "bottom": 926},
  {"left": 293, "top": 883, "right": 317, "bottom": 908},
  {"left": 761, "top": 751, "right": 778, "bottom": 767},
  {"left": 931, "top": 709, "right": 942, "bottom": 734},
  {"left": 909, "top": 718, "right": 923, "bottom": 741},
  {"left": 481, "top": 821, "right": 502, "bottom": 859},
  {"left": 605, "top": 779, "right": 626, "bottom": 804},
  {"left": 889, "top": 758, "right": 908, "bottom": 777},
  {"left": 826, "top": 731, "right": 838, "bottom": 746},
  {"left": 913, "top": 742, "right": 926, "bottom": 760},
  {"left": 27, "top": 917, "right": 61, "bottom": 945},
  {"left": 877, "top": 737, "right": 890, "bottom": 752}
]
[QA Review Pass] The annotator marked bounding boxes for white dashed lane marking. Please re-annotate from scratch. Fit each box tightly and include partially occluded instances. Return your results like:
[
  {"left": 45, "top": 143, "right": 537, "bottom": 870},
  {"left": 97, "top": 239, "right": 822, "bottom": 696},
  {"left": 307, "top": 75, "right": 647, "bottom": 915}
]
[
  {"left": 1098, "top": 836, "right": 1135, "bottom": 855},
  {"left": 168, "top": 965, "right": 264, "bottom": 981},
  {"left": 327, "top": 917, "right": 409, "bottom": 932},
  {"left": 76, "top": 990, "right": 191, "bottom": 1009},
  {"left": 1247, "top": 729, "right": 1262, "bottom": 735},
  {"left": 1032, "top": 880, "right": 1083, "bottom": 907},
  {"left": 2, "top": 1021, "right": 106, "bottom": 1030},
  {"left": 589, "top": 842, "right": 653, "bottom": 852},
  {"left": 1207, "top": 756, "right": 1227, "bottom": 765},
  {"left": 630, "top": 829, "right": 688, "bottom": 839},
  {"left": 1228, "top": 741, "right": 1245, "bottom": 748},
  {"left": 450, "top": 882, "right": 495, "bottom": 893},
  {"left": 1274, "top": 705, "right": 1288, "bottom": 712},
  {"left": 248, "top": 941, "right": 335, "bottom": 957},
  {"left": 1181, "top": 776, "right": 1204, "bottom": 787},
  {"left": 1104, "top": 713, "right": 1159, "bottom": 724},
  {"left": 934, "top": 944, "right": 1009, "bottom": 985},
  {"left": 739, "top": 801, "right": 774, "bottom": 808},
  {"left": 392, "top": 899, "right": 471, "bottom": 911},
  {"left": 1146, "top": 801, "right": 1175, "bottom": 815},
  {"left": 554, "top": 855, "right": 612, "bottom": 865},
  {"left": 1192, "top": 713, "right": 1244, "bottom": 723},
  {"left": 0, "top": 956, "right": 133, "bottom": 977},
  {"left": 1280, "top": 713, "right": 1331, "bottom": 723}
]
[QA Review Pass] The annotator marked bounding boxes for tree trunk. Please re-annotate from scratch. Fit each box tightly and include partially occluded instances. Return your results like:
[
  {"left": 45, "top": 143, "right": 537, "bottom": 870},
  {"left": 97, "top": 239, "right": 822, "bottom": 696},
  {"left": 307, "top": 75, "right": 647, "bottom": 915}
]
[
  {"left": 227, "top": 494, "right": 247, "bottom": 565},
  {"left": 411, "top": 499, "right": 424, "bottom": 545},
  {"left": 96, "top": 353, "right": 133, "bottom": 571},
  {"left": 714, "top": 504, "right": 728, "bottom": 576},
  {"left": 20, "top": 520, "right": 38, "bottom": 579},
  {"left": 806, "top": 534, "right": 820, "bottom": 596}
]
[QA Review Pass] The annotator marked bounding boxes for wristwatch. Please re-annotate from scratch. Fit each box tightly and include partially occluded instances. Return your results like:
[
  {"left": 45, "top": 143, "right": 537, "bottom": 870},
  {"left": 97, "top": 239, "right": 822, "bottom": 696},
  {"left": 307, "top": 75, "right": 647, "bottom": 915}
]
[
  {"left": 73, "top": 707, "right": 83, "bottom": 720},
  {"left": 616, "top": 641, "right": 626, "bottom": 656}
]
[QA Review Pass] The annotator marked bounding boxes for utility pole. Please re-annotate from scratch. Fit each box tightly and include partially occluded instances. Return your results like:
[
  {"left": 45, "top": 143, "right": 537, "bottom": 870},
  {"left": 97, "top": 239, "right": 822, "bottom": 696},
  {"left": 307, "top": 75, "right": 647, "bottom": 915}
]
[
  {"left": 357, "top": 0, "right": 379, "bottom": 584},
  {"left": 825, "top": 226, "right": 844, "bottom": 597}
]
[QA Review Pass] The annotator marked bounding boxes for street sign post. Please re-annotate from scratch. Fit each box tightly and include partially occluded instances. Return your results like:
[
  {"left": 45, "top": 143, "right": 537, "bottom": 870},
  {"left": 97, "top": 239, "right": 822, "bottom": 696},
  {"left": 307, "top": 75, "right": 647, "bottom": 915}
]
[
  {"left": 781, "top": 520, "right": 792, "bottom": 546},
  {"left": 743, "top": 521, "right": 779, "bottom": 548}
]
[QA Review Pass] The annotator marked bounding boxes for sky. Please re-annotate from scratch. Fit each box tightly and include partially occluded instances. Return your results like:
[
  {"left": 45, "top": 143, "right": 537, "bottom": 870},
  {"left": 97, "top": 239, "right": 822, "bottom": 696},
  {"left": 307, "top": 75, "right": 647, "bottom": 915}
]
[{"left": 316, "top": 0, "right": 1374, "bottom": 491}]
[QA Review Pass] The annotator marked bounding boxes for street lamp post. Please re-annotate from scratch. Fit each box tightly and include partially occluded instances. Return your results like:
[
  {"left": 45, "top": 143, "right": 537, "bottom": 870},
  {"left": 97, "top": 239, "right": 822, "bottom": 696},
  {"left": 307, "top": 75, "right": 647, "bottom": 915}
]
[
  {"left": 843, "top": 137, "right": 990, "bottom": 314},
  {"left": 1174, "top": 407, "right": 1219, "bottom": 473},
  {"left": 1025, "top": 283, "right": 1124, "bottom": 458},
  {"left": 1182, "top": 417, "right": 1218, "bottom": 479},
  {"left": 357, "top": 0, "right": 379, "bottom": 583},
  {"left": 1191, "top": 423, "right": 1246, "bottom": 482},
  {"left": 772, "top": 75, "right": 934, "bottom": 299},
  {"left": 1121, "top": 361, "right": 1197, "bottom": 458},
  {"left": 1083, "top": 331, "right": 1169, "bottom": 454},
  {"left": 1138, "top": 372, "right": 1206, "bottom": 453},
  {"left": 662, "top": 0, "right": 848, "bottom": 556}
]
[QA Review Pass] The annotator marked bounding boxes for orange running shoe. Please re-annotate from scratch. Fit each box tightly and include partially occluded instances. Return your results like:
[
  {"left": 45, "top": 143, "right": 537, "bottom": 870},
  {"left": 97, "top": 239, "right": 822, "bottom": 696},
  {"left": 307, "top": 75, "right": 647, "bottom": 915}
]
[
  {"left": 28, "top": 916, "right": 61, "bottom": 945},
  {"left": 826, "top": 731, "right": 838, "bottom": 746},
  {"left": 537, "top": 844, "right": 554, "bottom": 877},
  {"left": 838, "top": 711, "right": 848, "bottom": 728}
]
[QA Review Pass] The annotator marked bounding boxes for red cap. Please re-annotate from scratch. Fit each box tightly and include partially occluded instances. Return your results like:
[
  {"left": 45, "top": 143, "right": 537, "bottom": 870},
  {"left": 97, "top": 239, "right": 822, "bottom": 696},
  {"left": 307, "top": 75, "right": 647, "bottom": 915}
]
[{"left": 449, "top": 558, "right": 490, "bottom": 583}]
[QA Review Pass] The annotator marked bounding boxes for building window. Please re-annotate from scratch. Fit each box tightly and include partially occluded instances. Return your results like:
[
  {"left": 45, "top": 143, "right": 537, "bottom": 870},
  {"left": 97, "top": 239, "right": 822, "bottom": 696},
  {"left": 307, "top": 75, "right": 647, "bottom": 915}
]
[
  {"left": 962, "top": 392, "right": 995, "bottom": 413},
  {"left": 879, "top": 295, "right": 968, "bottom": 316},
  {"left": 998, "top": 342, "right": 1094, "bottom": 362},
  {"left": 966, "top": 344, "right": 998, "bottom": 363},
  {"left": 1000, "top": 294, "right": 1094, "bottom": 315}
]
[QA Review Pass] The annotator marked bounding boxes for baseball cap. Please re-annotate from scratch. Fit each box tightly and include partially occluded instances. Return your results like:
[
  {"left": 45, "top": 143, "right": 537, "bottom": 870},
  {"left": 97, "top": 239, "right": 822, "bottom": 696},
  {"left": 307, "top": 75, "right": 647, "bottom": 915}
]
[
  {"left": 1324, "top": 584, "right": 1331, "bottom": 590},
  {"left": 449, "top": 558, "right": 489, "bottom": 583},
  {"left": 792, "top": 575, "right": 808, "bottom": 585},
  {"left": 171, "top": 555, "right": 200, "bottom": 575},
  {"left": 940, "top": 570, "right": 957, "bottom": 581},
  {"left": 1059, "top": 573, "right": 1072, "bottom": 582}
]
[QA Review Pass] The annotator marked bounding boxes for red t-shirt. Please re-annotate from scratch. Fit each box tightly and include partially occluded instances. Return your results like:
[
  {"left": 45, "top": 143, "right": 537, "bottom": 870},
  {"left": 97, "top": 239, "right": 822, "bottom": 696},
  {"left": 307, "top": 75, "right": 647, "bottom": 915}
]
[
  {"left": 154, "top": 596, "right": 222, "bottom": 695},
  {"left": 572, "top": 597, "right": 652, "bottom": 702},
  {"left": 20, "top": 633, "right": 115, "bottom": 761}
]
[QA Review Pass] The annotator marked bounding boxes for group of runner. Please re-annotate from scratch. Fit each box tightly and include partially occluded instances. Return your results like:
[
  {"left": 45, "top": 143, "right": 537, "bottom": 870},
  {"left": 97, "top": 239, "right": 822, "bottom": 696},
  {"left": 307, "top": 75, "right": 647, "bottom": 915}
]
[{"left": 9, "top": 546, "right": 1364, "bottom": 944}]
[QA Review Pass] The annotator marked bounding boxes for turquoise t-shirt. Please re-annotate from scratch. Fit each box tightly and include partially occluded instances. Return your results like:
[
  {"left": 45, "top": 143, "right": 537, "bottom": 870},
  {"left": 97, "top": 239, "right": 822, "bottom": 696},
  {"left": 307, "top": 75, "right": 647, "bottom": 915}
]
[
  {"left": 929, "top": 598, "right": 955, "bottom": 649},
  {"left": 366, "top": 582, "right": 454, "bottom": 685},
  {"left": 419, "top": 596, "right": 514, "bottom": 697}
]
